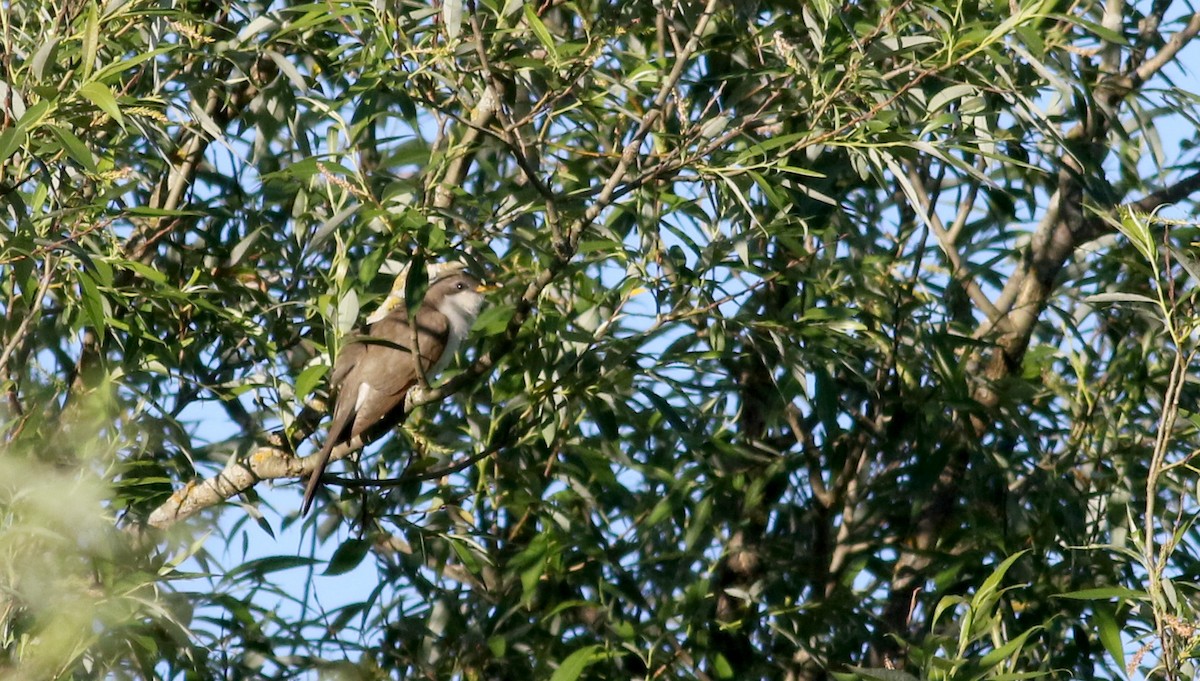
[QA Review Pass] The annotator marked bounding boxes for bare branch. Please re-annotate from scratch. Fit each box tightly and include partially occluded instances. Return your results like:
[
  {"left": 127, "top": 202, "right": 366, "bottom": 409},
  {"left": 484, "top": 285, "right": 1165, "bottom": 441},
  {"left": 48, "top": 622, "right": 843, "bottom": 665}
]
[
  {"left": 1133, "top": 12, "right": 1200, "bottom": 85},
  {"left": 903, "top": 164, "right": 1002, "bottom": 323},
  {"left": 146, "top": 434, "right": 364, "bottom": 528},
  {"left": 1128, "top": 168, "right": 1200, "bottom": 215}
]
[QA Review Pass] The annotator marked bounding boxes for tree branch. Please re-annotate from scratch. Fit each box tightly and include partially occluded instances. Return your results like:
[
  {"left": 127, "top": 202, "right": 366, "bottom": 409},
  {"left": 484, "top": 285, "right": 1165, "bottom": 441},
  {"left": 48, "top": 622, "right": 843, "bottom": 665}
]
[
  {"left": 1132, "top": 12, "right": 1200, "bottom": 86},
  {"left": 903, "top": 164, "right": 1002, "bottom": 323}
]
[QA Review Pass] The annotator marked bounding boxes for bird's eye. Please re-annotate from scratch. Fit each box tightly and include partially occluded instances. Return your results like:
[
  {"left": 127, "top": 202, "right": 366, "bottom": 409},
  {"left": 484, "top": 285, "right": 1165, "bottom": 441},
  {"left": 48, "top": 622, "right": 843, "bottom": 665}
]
[{"left": 457, "top": 282, "right": 465, "bottom": 290}]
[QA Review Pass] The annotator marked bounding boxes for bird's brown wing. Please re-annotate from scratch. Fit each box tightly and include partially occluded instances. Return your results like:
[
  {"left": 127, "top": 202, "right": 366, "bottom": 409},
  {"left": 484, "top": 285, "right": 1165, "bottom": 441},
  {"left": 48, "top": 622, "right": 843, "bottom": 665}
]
[
  {"left": 328, "top": 333, "right": 366, "bottom": 389},
  {"left": 301, "top": 308, "right": 450, "bottom": 514},
  {"left": 362, "top": 309, "right": 450, "bottom": 397}
]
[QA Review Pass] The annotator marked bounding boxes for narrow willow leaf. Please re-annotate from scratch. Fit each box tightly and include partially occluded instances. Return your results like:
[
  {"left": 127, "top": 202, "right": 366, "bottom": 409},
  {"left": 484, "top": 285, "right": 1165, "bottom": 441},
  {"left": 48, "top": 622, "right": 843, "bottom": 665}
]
[
  {"left": 79, "top": 81, "right": 124, "bottom": 127},
  {"left": 295, "top": 364, "right": 328, "bottom": 400},
  {"left": 0, "top": 127, "right": 21, "bottom": 165},
  {"left": 523, "top": 4, "right": 558, "bottom": 62},
  {"left": 1092, "top": 605, "right": 1125, "bottom": 671},
  {"left": 81, "top": 1, "right": 100, "bottom": 81},
  {"left": 1085, "top": 292, "right": 1158, "bottom": 306},
  {"left": 337, "top": 288, "right": 360, "bottom": 334},
  {"left": 49, "top": 124, "right": 97, "bottom": 172},
  {"left": 78, "top": 270, "right": 108, "bottom": 334},
  {"left": 442, "top": 0, "right": 462, "bottom": 40},
  {"left": 549, "top": 645, "right": 604, "bottom": 681},
  {"left": 30, "top": 37, "right": 59, "bottom": 79}
]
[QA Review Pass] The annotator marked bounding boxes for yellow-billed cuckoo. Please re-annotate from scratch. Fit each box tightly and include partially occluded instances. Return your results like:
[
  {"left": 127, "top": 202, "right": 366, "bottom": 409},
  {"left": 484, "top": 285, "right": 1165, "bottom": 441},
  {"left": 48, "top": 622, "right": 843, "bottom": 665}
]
[{"left": 301, "top": 271, "right": 489, "bottom": 514}]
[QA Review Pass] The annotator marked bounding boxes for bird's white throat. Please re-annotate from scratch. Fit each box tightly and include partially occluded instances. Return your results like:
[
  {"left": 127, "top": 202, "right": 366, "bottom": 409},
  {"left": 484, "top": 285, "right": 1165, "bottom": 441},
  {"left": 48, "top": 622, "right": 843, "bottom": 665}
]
[{"left": 432, "top": 290, "right": 484, "bottom": 374}]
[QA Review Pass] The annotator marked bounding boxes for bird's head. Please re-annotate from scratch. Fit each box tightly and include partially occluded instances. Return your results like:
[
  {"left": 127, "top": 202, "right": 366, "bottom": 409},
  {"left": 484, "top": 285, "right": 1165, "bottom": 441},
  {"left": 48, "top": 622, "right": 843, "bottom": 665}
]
[{"left": 427, "top": 272, "right": 493, "bottom": 335}]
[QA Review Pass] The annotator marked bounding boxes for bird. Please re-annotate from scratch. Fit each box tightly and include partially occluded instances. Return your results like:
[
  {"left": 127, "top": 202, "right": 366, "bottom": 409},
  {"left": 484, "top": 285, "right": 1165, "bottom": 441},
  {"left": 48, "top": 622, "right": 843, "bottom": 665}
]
[{"left": 301, "top": 271, "right": 489, "bottom": 515}]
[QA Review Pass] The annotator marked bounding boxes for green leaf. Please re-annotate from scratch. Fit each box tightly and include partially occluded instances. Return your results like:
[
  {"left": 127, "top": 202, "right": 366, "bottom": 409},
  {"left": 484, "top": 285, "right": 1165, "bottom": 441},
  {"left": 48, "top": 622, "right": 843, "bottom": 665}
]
[
  {"left": 441, "top": 0, "right": 462, "bottom": 39},
  {"left": 122, "top": 206, "right": 206, "bottom": 218},
  {"left": 116, "top": 260, "right": 168, "bottom": 284},
  {"left": 230, "top": 227, "right": 263, "bottom": 266},
  {"left": 523, "top": 4, "right": 558, "bottom": 63},
  {"left": 520, "top": 553, "right": 546, "bottom": 605},
  {"left": 973, "top": 550, "right": 1028, "bottom": 609},
  {"left": 713, "top": 652, "right": 734, "bottom": 679},
  {"left": 30, "top": 37, "right": 59, "bottom": 79},
  {"left": 549, "top": 645, "right": 603, "bottom": 681},
  {"left": 473, "top": 303, "right": 515, "bottom": 336},
  {"left": 223, "top": 555, "right": 320, "bottom": 582},
  {"left": 928, "top": 84, "right": 979, "bottom": 112},
  {"left": 77, "top": 269, "right": 108, "bottom": 334},
  {"left": 577, "top": 238, "right": 623, "bottom": 254},
  {"left": 49, "top": 124, "right": 97, "bottom": 172},
  {"left": 265, "top": 50, "right": 308, "bottom": 92},
  {"left": 16, "top": 99, "right": 52, "bottom": 130},
  {"left": 93, "top": 46, "right": 175, "bottom": 82},
  {"left": 1085, "top": 292, "right": 1158, "bottom": 306},
  {"left": 1064, "top": 15, "right": 1130, "bottom": 46},
  {"left": 931, "top": 595, "right": 968, "bottom": 628},
  {"left": 845, "top": 666, "right": 921, "bottom": 681},
  {"left": 326, "top": 601, "right": 368, "bottom": 634},
  {"left": 295, "top": 364, "right": 329, "bottom": 400},
  {"left": 448, "top": 535, "right": 484, "bottom": 573},
  {"left": 682, "top": 495, "right": 712, "bottom": 552},
  {"left": 645, "top": 496, "right": 673, "bottom": 527},
  {"left": 1115, "top": 210, "right": 1156, "bottom": 263},
  {"left": 1054, "top": 587, "right": 1148, "bottom": 601},
  {"left": 323, "top": 538, "right": 371, "bottom": 575},
  {"left": 0, "top": 127, "right": 22, "bottom": 165},
  {"left": 1170, "top": 246, "right": 1200, "bottom": 283},
  {"left": 1093, "top": 604, "right": 1125, "bottom": 672},
  {"left": 515, "top": 533, "right": 551, "bottom": 606},
  {"left": 81, "top": 0, "right": 100, "bottom": 81},
  {"left": 79, "top": 81, "right": 124, "bottom": 127},
  {"left": 642, "top": 390, "right": 688, "bottom": 432},
  {"left": 404, "top": 255, "right": 429, "bottom": 318},
  {"left": 337, "top": 288, "right": 360, "bottom": 334},
  {"left": 978, "top": 626, "right": 1039, "bottom": 668}
]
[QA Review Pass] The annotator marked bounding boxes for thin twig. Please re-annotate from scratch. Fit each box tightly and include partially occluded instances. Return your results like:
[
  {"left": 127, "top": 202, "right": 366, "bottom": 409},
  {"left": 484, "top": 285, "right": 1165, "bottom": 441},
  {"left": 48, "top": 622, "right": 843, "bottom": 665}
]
[{"left": 0, "top": 256, "right": 54, "bottom": 382}]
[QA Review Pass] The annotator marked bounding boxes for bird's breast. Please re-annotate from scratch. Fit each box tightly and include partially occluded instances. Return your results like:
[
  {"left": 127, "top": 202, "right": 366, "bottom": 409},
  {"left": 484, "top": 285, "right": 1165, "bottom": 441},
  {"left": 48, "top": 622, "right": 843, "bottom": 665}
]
[{"left": 431, "top": 297, "right": 481, "bottom": 374}]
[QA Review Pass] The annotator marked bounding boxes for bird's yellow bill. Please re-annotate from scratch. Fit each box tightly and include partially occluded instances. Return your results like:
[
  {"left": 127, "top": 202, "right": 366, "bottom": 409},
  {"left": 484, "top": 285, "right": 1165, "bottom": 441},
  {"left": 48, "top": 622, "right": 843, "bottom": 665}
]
[{"left": 475, "top": 282, "right": 502, "bottom": 293}]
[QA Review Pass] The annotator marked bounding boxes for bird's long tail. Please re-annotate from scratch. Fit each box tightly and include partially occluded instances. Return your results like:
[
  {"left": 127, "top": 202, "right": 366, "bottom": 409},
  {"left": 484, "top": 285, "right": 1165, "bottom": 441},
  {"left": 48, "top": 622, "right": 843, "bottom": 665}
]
[{"left": 301, "top": 435, "right": 338, "bottom": 515}]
